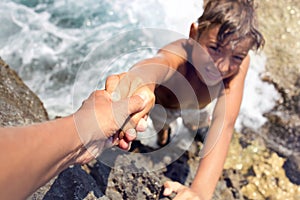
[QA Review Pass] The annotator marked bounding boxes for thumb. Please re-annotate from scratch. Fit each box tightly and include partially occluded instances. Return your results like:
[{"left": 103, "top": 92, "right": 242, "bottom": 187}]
[
  {"left": 163, "top": 181, "right": 184, "bottom": 196},
  {"left": 127, "top": 93, "right": 147, "bottom": 114},
  {"left": 111, "top": 93, "right": 147, "bottom": 130}
]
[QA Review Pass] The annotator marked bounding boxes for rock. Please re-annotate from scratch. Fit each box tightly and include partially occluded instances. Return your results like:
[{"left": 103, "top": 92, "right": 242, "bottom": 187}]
[
  {"left": 43, "top": 142, "right": 172, "bottom": 199},
  {"left": 0, "top": 57, "right": 48, "bottom": 126},
  {"left": 43, "top": 165, "right": 106, "bottom": 200},
  {"left": 283, "top": 154, "right": 300, "bottom": 185},
  {"left": 224, "top": 132, "right": 300, "bottom": 200},
  {"left": 104, "top": 155, "right": 164, "bottom": 200},
  {"left": 255, "top": 0, "right": 300, "bottom": 195},
  {"left": 262, "top": 111, "right": 300, "bottom": 157},
  {"left": 256, "top": 0, "right": 300, "bottom": 158},
  {"left": 257, "top": 0, "right": 300, "bottom": 99},
  {"left": 258, "top": 75, "right": 300, "bottom": 189}
]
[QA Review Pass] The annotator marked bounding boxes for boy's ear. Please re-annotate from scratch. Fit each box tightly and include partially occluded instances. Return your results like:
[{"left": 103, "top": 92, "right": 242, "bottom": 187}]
[{"left": 189, "top": 23, "right": 198, "bottom": 39}]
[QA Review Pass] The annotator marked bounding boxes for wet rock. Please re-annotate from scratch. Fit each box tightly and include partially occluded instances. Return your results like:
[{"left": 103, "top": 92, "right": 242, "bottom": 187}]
[
  {"left": 88, "top": 144, "right": 189, "bottom": 200},
  {"left": 262, "top": 111, "right": 300, "bottom": 157},
  {"left": 105, "top": 160, "right": 163, "bottom": 200},
  {"left": 224, "top": 132, "right": 300, "bottom": 200},
  {"left": 255, "top": 0, "right": 300, "bottom": 158},
  {"left": 42, "top": 138, "right": 235, "bottom": 200},
  {"left": 43, "top": 165, "right": 106, "bottom": 200},
  {"left": 0, "top": 57, "right": 48, "bottom": 126},
  {"left": 256, "top": 0, "right": 300, "bottom": 157},
  {"left": 255, "top": 0, "right": 300, "bottom": 195},
  {"left": 43, "top": 144, "right": 167, "bottom": 200},
  {"left": 257, "top": 0, "right": 300, "bottom": 99},
  {"left": 283, "top": 154, "right": 300, "bottom": 185}
]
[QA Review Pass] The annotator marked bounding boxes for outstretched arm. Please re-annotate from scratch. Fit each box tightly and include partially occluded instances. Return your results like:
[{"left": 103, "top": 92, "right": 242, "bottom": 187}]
[
  {"left": 105, "top": 39, "right": 190, "bottom": 130},
  {"left": 0, "top": 90, "right": 146, "bottom": 200}
]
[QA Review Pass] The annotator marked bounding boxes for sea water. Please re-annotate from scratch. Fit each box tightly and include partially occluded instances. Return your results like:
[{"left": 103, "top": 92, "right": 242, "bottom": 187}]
[{"left": 0, "top": 0, "right": 279, "bottom": 130}]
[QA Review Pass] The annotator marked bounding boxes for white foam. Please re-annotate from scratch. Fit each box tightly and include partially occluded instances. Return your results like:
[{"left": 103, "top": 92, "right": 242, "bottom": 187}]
[
  {"left": 235, "top": 51, "right": 280, "bottom": 130},
  {"left": 158, "top": 0, "right": 203, "bottom": 36}
]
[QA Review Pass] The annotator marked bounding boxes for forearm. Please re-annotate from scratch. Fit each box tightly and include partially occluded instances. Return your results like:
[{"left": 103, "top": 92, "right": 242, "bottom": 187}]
[
  {"left": 0, "top": 116, "right": 82, "bottom": 199},
  {"left": 129, "top": 57, "right": 172, "bottom": 91},
  {"left": 191, "top": 122, "right": 234, "bottom": 199},
  {"left": 129, "top": 39, "right": 189, "bottom": 90}
]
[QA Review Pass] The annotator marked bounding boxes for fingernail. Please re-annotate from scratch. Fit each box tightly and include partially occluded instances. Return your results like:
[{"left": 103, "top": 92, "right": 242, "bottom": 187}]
[
  {"left": 127, "top": 142, "right": 132, "bottom": 151},
  {"left": 111, "top": 91, "right": 121, "bottom": 102},
  {"left": 137, "top": 92, "right": 148, "bottom": 107},
  {"left": 126, "top": 128, "right": 136, "bottom": 137},
  {"left": 163, "top": 188, "right": 171, "bottom": 195},
  {"left": 136, "top": 119, "right": 147, "bottom": 132}
]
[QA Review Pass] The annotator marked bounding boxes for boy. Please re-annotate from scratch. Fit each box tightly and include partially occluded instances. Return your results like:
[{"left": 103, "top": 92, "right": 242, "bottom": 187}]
[{"left": 105, "top": 0, "right": 264, "bottom": 199}]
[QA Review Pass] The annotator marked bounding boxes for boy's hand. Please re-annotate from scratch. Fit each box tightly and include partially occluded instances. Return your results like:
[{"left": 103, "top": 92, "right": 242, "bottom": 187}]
[
  {"left": 105, "top": 72, "right": 155, "bottom": 143},
  {"left": 163, "top": 181, "right": 204, "bottom": 200}
]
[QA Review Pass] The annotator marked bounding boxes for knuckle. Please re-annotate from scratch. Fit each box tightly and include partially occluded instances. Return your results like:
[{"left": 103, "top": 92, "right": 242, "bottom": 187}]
[
  {"left": 106, "top": 75, "right": 118, "bottom": 84},
  {"left": 94, "top": 90, "right": 104, "bottom": 96},
  {"left": 130, "top": 116, "right": 140, "bottom": 126}
]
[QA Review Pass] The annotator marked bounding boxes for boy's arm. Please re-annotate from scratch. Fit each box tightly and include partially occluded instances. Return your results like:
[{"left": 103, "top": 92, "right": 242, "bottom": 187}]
[
  {"left": 105, "top": 39, "right": 189, "bottom": 124},
  {"left": 130, "top": 39, "right": 189, "bottom": 88},
  {"left": 106, "top": 39, "right": 188, "bottom": 94},
  {"left": 164, "top": 55, "right": 250, "bottom": 200}
]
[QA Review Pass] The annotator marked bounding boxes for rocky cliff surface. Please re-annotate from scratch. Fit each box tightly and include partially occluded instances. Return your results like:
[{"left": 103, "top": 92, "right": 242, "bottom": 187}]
[{"left": 0, "top": 58, "right": 48, "bottom": 126}]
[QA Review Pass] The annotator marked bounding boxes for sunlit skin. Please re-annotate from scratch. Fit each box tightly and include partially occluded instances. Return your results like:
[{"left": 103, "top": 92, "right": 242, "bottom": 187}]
[
  {"left": 197, "top": 25, "right": 251, "bottom": 83},
  {"left": 0, "top": 91, "right": 147, "bottom": 200},
  {"left": 105, "top": 23, "right": 252, "bottom": 199}
]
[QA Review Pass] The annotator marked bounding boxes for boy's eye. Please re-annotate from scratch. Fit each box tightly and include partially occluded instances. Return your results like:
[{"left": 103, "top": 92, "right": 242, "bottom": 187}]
[
  {"left": 233, "top": 55, "right": 244, "bottom": 62},
  {"left": 209, "top": 46, "right": 217, "bottom": 50},
  {"left": 208, "top": 45, "right": 220, "bottom": 53}
]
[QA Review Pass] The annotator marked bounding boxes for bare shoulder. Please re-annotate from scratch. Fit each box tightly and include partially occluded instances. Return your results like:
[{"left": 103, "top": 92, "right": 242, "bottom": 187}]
[{"left": 156, "top": 39, "right": 190, "bottom": 68}]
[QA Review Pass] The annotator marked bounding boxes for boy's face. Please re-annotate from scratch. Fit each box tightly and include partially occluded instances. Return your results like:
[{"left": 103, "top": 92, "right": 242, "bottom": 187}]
[{"left": 190, "top": 24, "right": 252, "bottom": 86}]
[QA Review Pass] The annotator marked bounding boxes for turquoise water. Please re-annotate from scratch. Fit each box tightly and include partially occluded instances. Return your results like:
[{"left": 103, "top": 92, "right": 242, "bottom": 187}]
[{"left": 0, "top": 0, "right": 279, "bottom": 129}]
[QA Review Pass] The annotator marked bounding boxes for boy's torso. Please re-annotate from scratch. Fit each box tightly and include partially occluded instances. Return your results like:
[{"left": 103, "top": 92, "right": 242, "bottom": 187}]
[{"left": 154, "top": 62, "right": 219, "bottom": 110}]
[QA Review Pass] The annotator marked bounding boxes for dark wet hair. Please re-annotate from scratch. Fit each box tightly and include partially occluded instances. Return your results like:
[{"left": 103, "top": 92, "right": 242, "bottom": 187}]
[{"left": 197, "top": 0, "right": 265, "bottom": 51}]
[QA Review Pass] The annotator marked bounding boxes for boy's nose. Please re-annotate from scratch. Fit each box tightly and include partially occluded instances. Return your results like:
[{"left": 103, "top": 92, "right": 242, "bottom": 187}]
[{"left": 216, "top": 57, "right": 230, "bottom": 74}]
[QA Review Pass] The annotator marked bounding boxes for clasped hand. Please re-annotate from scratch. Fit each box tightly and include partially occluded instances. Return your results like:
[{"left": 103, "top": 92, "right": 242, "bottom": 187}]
[
  {"left": 105, "top": 71, "right": 156, "bottom": 140},
  {"left": 73, "top": 89, "right": 150, "bottom": 164}
]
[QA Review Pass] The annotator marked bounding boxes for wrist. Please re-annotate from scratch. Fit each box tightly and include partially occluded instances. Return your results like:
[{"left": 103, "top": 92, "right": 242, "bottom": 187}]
[
  {"left": 190, "top": 183, "right": 213, "bottom": 200},
  {"left": 70, "top": 114, "right": 111, "bottom": 165},
  {"left": 54, "top": 115, "right": 85, "bottom": 166}
]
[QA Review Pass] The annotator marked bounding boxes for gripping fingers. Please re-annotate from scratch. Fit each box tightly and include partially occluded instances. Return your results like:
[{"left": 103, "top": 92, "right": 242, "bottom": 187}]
[
  {"left": 136, "top": 117, "right": 148, "bottom": 132},
  {"left": 118, "top": 139, "right": 132, "bottom": 151},
  {"left": 115, "top": 129, "right": 135, "bottom": 151},
  {"left": 111, "top": 93, "right": 147, "bottom": 130},
  {"left": 163, "top": 181, "right": 185, "bottom": 196},
  {"left": 124, "top": 88, "right": 154, "bottom": 131},
  {"left": 105, "top": 74, "right": 120, "bottom": 93},
  {"left": 125, "top": 128, "right": 137, "bottom": 141}
]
